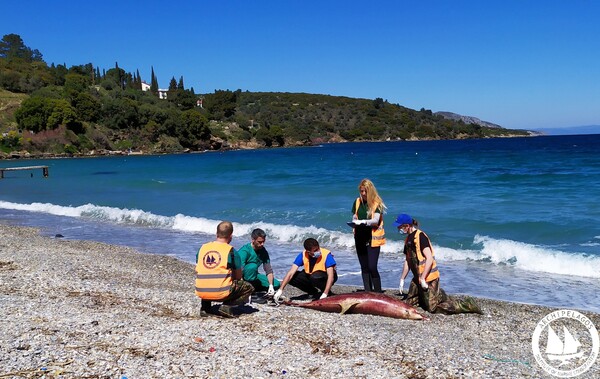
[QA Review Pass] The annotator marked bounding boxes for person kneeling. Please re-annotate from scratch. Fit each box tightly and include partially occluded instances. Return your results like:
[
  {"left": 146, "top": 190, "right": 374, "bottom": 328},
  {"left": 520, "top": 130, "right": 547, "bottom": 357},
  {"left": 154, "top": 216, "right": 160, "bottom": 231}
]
[
  {"left": 395, "top": 214, "right": 482, "bottom": 315},
  {"left": 238, "top": 228, "right": 281, "bottom": 303},
  {"left": 274, "top": 238, "right": 337, "bottom": 303},
  {"left": 195, "top": 221, "right": 254, "bottom": 318}
]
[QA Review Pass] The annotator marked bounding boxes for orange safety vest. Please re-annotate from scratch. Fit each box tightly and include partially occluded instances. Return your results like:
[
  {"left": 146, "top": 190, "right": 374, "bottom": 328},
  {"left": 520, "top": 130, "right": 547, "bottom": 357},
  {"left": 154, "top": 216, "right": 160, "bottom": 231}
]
[
  {"left": 302, "top": 248, "right": 332, "bottom": 274},
  {"left": 354, "top": 198, "right": 386, "bottom": 247},
  {"left": 412, "top": 230, "right": 440, "bottom": 282},
  {"left": 195, "top": 241, "right": 234, "bottom": 300}
]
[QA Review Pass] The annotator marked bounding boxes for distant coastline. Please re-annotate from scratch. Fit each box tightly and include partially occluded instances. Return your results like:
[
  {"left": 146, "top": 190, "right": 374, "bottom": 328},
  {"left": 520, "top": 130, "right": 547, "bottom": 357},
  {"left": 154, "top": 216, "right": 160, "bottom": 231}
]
[
  {"left": 533, "top": 125, "right": 600, "bottom": 136},
  {"left": 0, "top": 132, "right": 540, "bottom": 160}
]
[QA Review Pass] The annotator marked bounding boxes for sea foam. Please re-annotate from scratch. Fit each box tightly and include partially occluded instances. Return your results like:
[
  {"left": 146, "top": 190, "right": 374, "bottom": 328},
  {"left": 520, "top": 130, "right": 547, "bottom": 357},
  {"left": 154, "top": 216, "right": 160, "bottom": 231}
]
[
  {"left": 2, "top": 200, "right": 598, "bottom": 279},
  {"left": 438, "top": 234, "right": 600, "bottom": 279}
]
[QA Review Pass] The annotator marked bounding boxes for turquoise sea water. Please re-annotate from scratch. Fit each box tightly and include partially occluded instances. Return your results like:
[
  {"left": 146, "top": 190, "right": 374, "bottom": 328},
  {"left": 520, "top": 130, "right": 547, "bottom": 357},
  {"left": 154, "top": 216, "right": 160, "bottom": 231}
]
[{"left": 1, "top": 135, "right": 599, "bottom": 312}]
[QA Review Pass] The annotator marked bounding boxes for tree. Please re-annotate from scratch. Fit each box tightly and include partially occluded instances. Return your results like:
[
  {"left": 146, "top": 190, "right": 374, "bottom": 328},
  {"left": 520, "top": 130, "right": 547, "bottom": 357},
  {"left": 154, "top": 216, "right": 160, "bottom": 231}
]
[
  {"left": 63, "top": 73, "right": 90, "bottom": 100},
  {"left": 178, "top": 109, "right": 210, "bottom": 148},
  {"left": 205, "top": 90, "right": 238, "bottom": 119},
  {"left": 15, "top": 97, "right": 53, "bottom": 132},
  {"left": 15, "top": 97, "right": 79, "bottom": 132},
  {"left": 0, "top": 33, "right": 44, "bottom": 62},
  {"left": 73, "top": 92, "right": 100, "bottom": 122},
  {"left": 49, "top": 63, "right": 68, "bottom": 86},
  {"left": 177, "top": 76, "right": 184, "bottom": 90},
  {"left": 150, "top": 66, "right": 158, "bottom": 93},
  {"left": 101, "top": 97, "right": 140, "bottom": 130},
  {"left": 270, "top": 125, "right": 285, "bottom": 146},
  {"left": 106, "top": 64, "right": 126, "bottom": 89},
  {"left": 168, "top": 76, "right": 177, "bottom": 91},
  {"left": 135, "top": 69, "right": 142, "bottom": 90},
  {"left": 255, "top": 127, "right": 273, "bottom": 147}
]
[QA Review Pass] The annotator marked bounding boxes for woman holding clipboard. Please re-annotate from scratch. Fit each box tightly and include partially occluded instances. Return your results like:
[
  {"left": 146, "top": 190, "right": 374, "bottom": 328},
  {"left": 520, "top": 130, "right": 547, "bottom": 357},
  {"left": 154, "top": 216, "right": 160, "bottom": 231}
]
[{"left": 350, "top": 178, "right": 387, "bottom": 292}]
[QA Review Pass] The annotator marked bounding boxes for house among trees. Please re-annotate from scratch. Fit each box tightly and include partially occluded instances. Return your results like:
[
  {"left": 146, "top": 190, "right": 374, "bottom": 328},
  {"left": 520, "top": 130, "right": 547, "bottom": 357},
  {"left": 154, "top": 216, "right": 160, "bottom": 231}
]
[{"left": 141, "top": 80, "right": 168, "bottom": 99}]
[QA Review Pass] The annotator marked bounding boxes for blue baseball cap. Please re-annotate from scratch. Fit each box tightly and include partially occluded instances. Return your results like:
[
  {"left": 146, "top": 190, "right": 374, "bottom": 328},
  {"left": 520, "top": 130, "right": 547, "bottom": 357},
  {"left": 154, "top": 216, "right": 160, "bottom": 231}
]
[{"left": 392, "top": 213, "right": 412, "bottom": 227}]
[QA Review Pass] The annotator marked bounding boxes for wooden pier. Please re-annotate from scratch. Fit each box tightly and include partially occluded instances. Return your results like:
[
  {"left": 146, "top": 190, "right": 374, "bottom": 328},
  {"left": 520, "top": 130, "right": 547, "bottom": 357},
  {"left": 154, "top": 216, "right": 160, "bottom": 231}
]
[{"left": 0, "top": 165, "right": 49, "bottom": 179}]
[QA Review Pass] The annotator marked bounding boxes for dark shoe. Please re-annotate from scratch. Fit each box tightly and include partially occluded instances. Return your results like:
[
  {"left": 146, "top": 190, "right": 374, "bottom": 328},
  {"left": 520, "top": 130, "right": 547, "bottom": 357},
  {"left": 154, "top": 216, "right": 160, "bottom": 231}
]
[
  {"left": 200, "top": 309, "right": 219, "bottom": 318},
  {"left": 200, "top": 306, "right": 221, "bottom": 318},
  {"left": 251, "top": 293, "right": 268, "bottom": 304},
  {"left": 461, "top": 297, "right": 483, "bottom": 315},
  {"left": 372, "top": 277, "right": 382, "bottom": 293},
  {"left": 223, "top": 296, "right": 247, "bottom": 306},
  {"left": 218, "top": 305, "right": 236, "bottom": 318}
]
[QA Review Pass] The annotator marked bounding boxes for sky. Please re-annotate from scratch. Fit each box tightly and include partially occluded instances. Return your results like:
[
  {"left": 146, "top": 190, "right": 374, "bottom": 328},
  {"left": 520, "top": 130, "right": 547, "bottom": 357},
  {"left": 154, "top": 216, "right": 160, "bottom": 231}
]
[{"left": 2, "top": 0, "right": 599, "bottom": 130}]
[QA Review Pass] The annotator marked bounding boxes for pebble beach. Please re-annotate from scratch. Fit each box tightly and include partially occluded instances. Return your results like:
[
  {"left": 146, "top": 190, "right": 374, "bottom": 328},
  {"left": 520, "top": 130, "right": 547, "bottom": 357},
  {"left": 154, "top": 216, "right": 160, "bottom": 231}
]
[{"left": 1, "top": 224, "right": 598, "bottom": 379}]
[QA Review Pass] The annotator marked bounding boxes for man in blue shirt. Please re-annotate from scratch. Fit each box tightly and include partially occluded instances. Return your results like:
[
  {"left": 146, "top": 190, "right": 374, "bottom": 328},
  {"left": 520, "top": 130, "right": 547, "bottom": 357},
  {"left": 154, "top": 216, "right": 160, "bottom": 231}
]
[{"left": 274, "top": 238, "right": 337, "bottom": 302}]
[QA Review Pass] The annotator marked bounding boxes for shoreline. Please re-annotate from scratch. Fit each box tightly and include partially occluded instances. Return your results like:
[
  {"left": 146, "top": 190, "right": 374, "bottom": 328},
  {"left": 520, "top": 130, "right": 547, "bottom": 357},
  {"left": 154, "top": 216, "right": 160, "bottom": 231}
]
[
  {"left": 0, "top": 133, "right": 543, "bottom": 161},
  {"left": 1, "top": 223, "right": 599, "bottom": 378}
]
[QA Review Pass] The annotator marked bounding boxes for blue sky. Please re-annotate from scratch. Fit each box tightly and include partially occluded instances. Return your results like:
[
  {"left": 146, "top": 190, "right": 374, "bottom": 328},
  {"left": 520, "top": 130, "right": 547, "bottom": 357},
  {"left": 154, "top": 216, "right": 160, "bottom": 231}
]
[{"left": 2, "top": 1, "right": 599, "bottom": 130}]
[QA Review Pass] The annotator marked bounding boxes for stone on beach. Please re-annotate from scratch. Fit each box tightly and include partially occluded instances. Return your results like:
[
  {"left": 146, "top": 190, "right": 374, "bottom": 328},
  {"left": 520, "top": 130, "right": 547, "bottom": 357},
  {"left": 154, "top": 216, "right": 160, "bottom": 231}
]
[{"left": 1, "top": 224, "right": 598, "bottom": 378}]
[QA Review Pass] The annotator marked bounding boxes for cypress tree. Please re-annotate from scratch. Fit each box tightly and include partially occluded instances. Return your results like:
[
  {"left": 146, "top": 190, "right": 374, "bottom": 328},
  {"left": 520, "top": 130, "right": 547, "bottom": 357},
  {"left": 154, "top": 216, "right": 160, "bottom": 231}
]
[
  {"left": 136, "top": 69, "right": 142, "bottom": 90},
  {"left": 177, "top": 76, "right": 184, "bottom": 90},
  {"left": 150, "top": 66, "right": 158, "bottom": 93},
  {"left": 169, "top": 76, "right": 177, "bottom": 91}
]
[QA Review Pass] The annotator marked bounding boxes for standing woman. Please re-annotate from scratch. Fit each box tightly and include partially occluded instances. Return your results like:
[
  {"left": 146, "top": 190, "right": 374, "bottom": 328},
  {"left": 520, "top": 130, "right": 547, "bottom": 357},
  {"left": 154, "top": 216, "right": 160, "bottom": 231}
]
[{"left": 352, "top": 178, "right": 386, "bottom": 292}]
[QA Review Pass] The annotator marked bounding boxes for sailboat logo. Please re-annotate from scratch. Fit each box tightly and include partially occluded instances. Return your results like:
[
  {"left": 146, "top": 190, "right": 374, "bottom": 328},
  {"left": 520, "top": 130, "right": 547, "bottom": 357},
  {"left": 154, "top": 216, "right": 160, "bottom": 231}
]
[
  {"left": 532, "top": 309, "right": 599, "bottom": 378},
  {"left": 202, "top": 251, "right": 222, "bottom": 269},
  {"left": 545, "top": 325, "right": 584, "bottom": 366}
]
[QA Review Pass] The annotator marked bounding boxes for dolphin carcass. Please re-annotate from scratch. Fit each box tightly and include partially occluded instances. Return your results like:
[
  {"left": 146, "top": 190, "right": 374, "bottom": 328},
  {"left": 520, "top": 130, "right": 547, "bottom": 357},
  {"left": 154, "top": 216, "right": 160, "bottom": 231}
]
[{"left": 286, "top": 292, "right": 428, "bottom": 320}]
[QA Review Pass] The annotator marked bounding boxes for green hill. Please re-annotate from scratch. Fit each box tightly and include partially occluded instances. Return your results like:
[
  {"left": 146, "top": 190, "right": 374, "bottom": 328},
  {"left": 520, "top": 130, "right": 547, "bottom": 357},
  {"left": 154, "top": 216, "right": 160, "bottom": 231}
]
[{"left": 0, "top": 33, "right": 531, "bottom": 157}]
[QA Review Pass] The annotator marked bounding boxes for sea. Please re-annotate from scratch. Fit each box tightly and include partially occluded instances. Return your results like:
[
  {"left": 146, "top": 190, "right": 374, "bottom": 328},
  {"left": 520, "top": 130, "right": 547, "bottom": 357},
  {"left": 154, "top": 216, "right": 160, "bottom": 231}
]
[{"left": 1, "top": 134, "right": 599, "bottom": 313}]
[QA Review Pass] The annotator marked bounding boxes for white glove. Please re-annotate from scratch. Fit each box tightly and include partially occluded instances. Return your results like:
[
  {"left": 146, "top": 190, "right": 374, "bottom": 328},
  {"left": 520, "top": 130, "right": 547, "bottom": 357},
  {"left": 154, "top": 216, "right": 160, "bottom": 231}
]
[
  {"left": 399, "top": 279, "right": 405, "bottom": 294},
  {"left": 319, "top": 293, "right": 328, "bottom": 300},
  {"left": 353, "top": 219, "right": 365, "bottom": 225},
  {"left": 274, "top": 289, "right": 283, "bottom": 302},
  {"left": 419, "top": 278, "right": 429, "bottom": 290},
  {"left": 267, "top": 285, "right": 275, "bottom": 296}
]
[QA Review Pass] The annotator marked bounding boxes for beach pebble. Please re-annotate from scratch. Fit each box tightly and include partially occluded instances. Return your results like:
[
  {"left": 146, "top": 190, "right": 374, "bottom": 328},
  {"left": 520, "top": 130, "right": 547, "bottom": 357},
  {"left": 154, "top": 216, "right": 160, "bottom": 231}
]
[{"left": 0, "top": 224, "right": 598, "bottom": 378}]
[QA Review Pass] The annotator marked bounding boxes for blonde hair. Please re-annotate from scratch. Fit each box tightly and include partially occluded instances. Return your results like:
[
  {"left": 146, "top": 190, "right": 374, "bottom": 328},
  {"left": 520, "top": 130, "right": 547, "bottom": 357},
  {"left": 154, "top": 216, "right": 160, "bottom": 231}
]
[{"left": 358, "top": 178, "right": 387, "bottom": 216}]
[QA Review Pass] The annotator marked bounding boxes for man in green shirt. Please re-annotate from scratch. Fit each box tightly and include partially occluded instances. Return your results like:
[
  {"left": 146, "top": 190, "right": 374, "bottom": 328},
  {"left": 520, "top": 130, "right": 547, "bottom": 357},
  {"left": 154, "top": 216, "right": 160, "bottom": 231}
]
[{"left": 237, "top": 228, "right": 280, "bottom": 299}]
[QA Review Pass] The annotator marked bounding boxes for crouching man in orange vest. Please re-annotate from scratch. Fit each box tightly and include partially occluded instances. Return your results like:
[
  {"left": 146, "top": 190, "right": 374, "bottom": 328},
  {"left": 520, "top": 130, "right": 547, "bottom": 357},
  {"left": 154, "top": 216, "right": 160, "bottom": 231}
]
[
  {"left": 195, "top": 221, "right": 254, "bottom": 318},
  {"left": 274, "top": 238, "right": 338, "bottom": 303}
]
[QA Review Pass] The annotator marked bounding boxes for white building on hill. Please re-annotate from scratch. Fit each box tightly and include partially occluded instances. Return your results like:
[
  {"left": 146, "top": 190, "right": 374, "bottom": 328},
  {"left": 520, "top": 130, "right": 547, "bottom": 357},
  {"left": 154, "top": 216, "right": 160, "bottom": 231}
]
[{"left": 141, "top": 81, "right": 168, "bottom": 99}]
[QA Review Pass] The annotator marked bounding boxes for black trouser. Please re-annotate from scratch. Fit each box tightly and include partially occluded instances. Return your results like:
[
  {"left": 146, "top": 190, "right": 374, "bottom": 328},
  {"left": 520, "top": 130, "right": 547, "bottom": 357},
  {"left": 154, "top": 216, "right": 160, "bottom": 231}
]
[
  {"left": 355, "top": 238, "right": 381, "bottom": 291},
  {"left": 289, "top": 270, "right": 337, "bottom": 295}
]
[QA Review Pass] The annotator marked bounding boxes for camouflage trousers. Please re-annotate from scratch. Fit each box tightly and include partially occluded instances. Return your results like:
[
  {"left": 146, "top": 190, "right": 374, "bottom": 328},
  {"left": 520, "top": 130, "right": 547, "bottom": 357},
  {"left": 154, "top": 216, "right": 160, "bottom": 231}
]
[
  {"left": 405, "top": 278, "right": 482, "bottom": 315},
  {"left": 201, "top": 279, "right": 254, "bottom": 310}
]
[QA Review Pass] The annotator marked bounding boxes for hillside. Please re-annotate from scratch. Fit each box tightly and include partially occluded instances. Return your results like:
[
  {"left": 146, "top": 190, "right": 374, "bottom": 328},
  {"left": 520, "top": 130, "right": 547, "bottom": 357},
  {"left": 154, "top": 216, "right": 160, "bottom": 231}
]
[
  {"left": 0, "top": 89, "right": 27, "bottom": 130},
  {"left": 0, "top": 33, "right": 532, "bottom": 158},
  {"left": 434, "top": 111, "right": 502, "bottom": 129}
]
